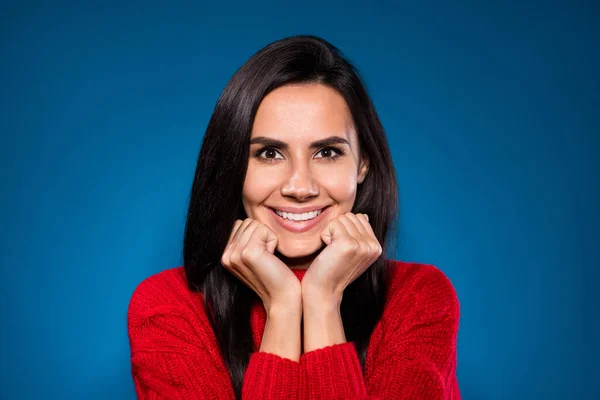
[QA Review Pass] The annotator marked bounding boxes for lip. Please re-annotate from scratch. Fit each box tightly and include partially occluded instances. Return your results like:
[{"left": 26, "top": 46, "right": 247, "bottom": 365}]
[{"left": 268, "top": 206, "right": 331, "bottom": 233}]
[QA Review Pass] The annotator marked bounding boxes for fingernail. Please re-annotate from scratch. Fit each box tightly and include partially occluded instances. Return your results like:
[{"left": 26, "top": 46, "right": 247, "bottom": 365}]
[{"left": 365, "top": 214, "right": 369, "bottom": 222}]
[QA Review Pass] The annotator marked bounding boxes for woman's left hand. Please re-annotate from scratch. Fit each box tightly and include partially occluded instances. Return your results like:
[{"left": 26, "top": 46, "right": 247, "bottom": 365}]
[{"left": 302, "top": 212, "right": 382, "bottom": 303}]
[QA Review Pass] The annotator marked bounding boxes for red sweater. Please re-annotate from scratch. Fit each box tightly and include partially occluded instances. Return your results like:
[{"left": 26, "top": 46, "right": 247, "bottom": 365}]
[{"left": 127, "top": 260, "right": 461, "bottom": 399}]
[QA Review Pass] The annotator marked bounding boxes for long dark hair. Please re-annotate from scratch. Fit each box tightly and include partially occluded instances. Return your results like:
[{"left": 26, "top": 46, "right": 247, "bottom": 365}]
[{"left": 183, "top": 35, "right": 398, "bottom": 398}]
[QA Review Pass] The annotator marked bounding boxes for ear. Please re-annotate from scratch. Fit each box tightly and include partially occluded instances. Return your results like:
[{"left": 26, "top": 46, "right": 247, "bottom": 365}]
[{"left": 357, "top": 154, "right": 369, "bottom": 184}]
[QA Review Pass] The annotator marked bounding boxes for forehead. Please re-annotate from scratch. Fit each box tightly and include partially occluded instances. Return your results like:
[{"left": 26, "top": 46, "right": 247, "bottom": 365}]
[{"left": 251, "top": 83, "right": 356, "bottom": 144}]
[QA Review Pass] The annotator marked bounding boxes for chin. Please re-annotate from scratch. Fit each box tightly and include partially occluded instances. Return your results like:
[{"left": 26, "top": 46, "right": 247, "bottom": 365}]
[{"left": 276, "top": 237, "right": 323, "bottom": 258}]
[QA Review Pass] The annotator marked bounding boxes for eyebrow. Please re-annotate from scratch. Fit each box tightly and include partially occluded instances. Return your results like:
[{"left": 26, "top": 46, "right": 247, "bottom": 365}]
[{"left": 249, "top": 136, "right": 351, "bottom": 150}]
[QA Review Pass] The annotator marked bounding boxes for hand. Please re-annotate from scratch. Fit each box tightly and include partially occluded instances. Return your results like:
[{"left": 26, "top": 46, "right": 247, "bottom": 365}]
[
  {"left": 302, "top": 212, "right": 382, "bottom": 302},
  {"left": 221, "top": 218, "right": 301, "bottom": 311}
]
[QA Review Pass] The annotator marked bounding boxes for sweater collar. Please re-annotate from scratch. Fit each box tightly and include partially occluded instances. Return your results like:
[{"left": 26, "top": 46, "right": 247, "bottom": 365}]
[{"left": 291, "top": 267, "right": 308, "bottom": 281}]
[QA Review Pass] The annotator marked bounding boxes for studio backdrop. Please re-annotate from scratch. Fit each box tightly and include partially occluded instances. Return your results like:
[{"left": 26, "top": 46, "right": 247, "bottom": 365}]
[{"left": 1, "top": 1, "right": 598, "bottom": 399}]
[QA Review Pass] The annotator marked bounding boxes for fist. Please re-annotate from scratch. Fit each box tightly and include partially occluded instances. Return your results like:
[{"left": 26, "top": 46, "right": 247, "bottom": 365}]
[{"left": 221, "top": 218, "right": 301, "bottom": 310}]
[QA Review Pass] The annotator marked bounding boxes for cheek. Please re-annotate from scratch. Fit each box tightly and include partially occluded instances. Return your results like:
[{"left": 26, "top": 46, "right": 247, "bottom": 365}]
[
  {"left": 242, "top": 169, "right": 279, "bottom": 210},
  {"left": 317, "top": 168, "right": 358, "bottom": 200}
]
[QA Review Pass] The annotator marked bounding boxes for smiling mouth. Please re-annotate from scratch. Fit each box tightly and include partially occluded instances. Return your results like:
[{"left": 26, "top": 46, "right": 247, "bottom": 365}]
[
  {"left": 268, "top": 206, "right": 331, "bottom": 233},
  {"left": 272, "top": 207, "right": 326, "bottom": 222}
]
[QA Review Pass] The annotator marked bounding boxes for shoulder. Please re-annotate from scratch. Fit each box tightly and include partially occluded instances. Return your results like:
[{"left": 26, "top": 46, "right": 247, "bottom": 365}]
[
  {"left": 127, "top": 266, "right": 206, "bottom": 327},
  {"left": 128, "top": 266, "right": 196, "bottom": 307},
  {"left": 127, "top": 267, "right": 225, "bottom": 370},
  {"left": 384, "top": 259, "right": 460, "bottom": 320}
]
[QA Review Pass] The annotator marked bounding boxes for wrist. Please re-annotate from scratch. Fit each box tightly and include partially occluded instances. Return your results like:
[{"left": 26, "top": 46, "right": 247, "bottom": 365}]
[
  {"left": 301, "top": 287, "right": 342, "bottom": 310},
  {"left": 261, "top": 299, "right": 302, "bottom": 362},
  {"left": 302, "top": 294, "right": 346, "bottom": 352},
  {"left": 267, "top": 296, "right": 302, "bottom": 318}
]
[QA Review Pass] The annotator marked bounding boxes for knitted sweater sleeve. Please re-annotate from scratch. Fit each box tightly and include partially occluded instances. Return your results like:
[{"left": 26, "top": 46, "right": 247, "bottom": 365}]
[
  {"left": 127, "top": 272, "right": 301, "bottom": 399},
  {"left": 299, "top": 264, "right": 461, "bottom": 400}
]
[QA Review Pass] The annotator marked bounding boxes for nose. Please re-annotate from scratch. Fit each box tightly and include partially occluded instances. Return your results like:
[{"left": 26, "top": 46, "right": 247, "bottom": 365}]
[{"left": 281, "top": 162, "right": 318, "bottom": 201}]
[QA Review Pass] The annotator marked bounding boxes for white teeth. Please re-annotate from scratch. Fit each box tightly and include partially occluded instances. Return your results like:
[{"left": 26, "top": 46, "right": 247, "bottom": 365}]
[{"left": 275, "top": 209, "right": 322, "bottom": 221}]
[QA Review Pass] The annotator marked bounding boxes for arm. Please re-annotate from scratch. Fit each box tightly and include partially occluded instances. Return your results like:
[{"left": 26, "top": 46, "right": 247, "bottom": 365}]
[
  {"left": 260, "top": 299, "right": 302, "bottom": 360},
  {"left": 245, "top": 298, "right": 303, "bottom": 399},
  {"left": 128, "top": 301, "right": 236, "bottom": 399},
  {"left": 128, "top": 287, "right": 302, "bottom": 399},
  {"left": 217, "top": 218, "right": 304, "bottom": 396},
  {"left": 300, "top": 266, "right": 461, "bottom": 400},
  {"left": 302, "top": 292, "right": 345, "bottom": 352}
]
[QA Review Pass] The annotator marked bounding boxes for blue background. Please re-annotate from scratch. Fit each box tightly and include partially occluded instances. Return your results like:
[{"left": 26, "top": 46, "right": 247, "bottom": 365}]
[{"left": 1, "top": 1, "right": 598, "bottom": 399}]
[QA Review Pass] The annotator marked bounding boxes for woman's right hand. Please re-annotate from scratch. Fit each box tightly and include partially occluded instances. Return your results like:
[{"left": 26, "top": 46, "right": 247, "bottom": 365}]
[{"left": 221, "top": 218, "right": 301, "bottom": 311}]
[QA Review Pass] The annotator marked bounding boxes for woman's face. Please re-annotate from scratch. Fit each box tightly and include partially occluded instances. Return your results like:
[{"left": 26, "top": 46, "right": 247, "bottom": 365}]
[{"left": 242, "top": 83, "right": 369, "bottom": 266}]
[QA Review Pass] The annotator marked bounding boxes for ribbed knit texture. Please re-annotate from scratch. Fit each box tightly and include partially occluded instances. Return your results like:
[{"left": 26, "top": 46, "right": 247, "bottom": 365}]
[{"left": 128, "top": 260, "right": 461, "bottom": 399}]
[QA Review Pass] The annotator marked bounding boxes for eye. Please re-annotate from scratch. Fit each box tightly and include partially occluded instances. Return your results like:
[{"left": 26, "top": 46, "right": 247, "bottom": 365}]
[
  {"left": 315, "top": 147, "right": 344, "bottom": 160},
  {"left": 256, "top": 147, "right": 283, "bottom": 161}
]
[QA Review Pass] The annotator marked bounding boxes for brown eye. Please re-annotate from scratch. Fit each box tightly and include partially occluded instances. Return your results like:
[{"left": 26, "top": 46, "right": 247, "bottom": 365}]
[
  {"left": 264, "top": 149, "right": 277, "bottom": 158},
  {"left": 315, "top": 147, "right": 343, "bottom": 159},
  {"left": 321, "top": 149, "right": 333, "bottom": 157},
  {"left": 256, "top": 147, "right": 283, "bottom": 161}
]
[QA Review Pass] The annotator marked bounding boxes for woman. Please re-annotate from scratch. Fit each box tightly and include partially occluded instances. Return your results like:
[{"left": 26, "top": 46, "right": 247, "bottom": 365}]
[{"left": 128, "top": 35, "right": 461, "bottom": 399}]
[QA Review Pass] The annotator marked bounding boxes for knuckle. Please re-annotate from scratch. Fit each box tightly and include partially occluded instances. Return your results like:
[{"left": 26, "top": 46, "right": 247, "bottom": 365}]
[
  {"left": 341, "top": 238, "right": 360, "bottom": 254},
  {"left": 240, "top": 248, "right": 254, "bottom": 263},
  {"left": 361, "top": 243, "right": 371, "bottom": 256},
  {"left": 230, "top": 252, "right": 242, "bottom": 267}
]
